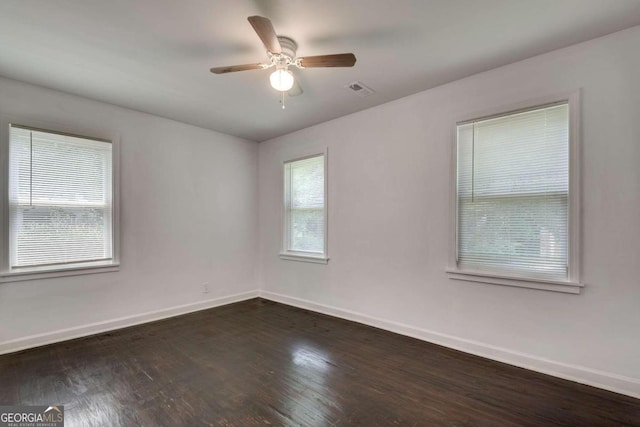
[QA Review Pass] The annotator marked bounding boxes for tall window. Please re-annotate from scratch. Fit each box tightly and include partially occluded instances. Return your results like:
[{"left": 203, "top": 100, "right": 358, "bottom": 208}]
[
  {"left": 455, "top": 103, "right": 571, "bottom": 282},
  {"left": 281, "top": 154, "right": 328, "bottom": 263},
  {"left": 6, "top": 125, "right": 115, "bottom": 272}
]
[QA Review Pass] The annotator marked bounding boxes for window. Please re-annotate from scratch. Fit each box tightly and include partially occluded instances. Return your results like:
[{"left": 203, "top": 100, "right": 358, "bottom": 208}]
[
  {"left": 281, "top": 153, "right": 328, "bottom": 263},
  {"left": 449, "top": 99, "right": 581, "bottom": 293},
  {"left": 1, "top": 124, "right": 118, "bottom": 280}
]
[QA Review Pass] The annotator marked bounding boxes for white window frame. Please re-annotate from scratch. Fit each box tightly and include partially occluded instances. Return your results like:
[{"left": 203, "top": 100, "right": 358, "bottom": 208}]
[
  {"left": 279, "top": 149, "right": 329, "bottom": 264},
  {"left": 0, "top": 117, "right": 120, "bottom": 282},
  {"left": 447, "top": 91, "right": 582, "bottom": 294}
]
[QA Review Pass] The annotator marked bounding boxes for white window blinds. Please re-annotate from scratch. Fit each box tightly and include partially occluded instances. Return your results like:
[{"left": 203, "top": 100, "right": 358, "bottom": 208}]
[
  {"left": 284, "top": 155, "right": 325, "bottom": 254},
  {"left": 456, "top": 103, "right": 569, "bottom": 280},
  {"left": 8, "top": 125, "right": 113, "bottom": 269}
]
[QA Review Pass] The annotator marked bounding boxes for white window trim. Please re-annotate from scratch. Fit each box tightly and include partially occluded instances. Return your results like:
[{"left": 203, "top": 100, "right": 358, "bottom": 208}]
[
  {"left": 0, "top": 117, "right": 121, "bottom": 283},
  {"left": 280, "top": 148, "right": 329, "bottom": 264},
  {"left": 447, "top": 91, "right": 582, "bottom": 294}
]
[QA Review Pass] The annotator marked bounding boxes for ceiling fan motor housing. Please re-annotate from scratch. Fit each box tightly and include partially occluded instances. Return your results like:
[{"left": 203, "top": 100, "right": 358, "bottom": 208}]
[{"left": 276, "top": 36, "right": 298, "bottom": 60}]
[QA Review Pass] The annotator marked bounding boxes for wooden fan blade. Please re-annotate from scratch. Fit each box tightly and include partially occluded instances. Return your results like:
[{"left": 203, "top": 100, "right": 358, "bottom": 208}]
[
  {"left": 288, "top": 79, "right": 303, "bottom": 97},
  {"left": 248, "top": 16, "right": 282, "bottom": 53},
  {"left": 210, "top": 63, "right": 266, "bottom": 74},
  {"left": 298, "top": 53, "right": 356, "bottom": 68}
]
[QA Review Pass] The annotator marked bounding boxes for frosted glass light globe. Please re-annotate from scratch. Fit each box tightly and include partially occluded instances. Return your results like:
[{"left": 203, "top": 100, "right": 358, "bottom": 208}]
[{"left": 270, "top": 69, "right": 294, "bottom": 91}]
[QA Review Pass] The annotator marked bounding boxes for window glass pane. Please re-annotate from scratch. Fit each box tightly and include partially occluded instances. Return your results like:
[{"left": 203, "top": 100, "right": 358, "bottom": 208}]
[
  {"left": 10, "top": 206, "right": 110, "bottom": 267},
  {"left": 290, "top": 208, "right": 325, "bottom": 252},
  {"left": 458, "top": 196, "right": 568, "bottom": 279}
]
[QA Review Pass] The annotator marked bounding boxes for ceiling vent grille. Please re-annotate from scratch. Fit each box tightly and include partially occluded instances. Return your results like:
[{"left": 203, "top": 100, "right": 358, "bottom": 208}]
[{"left": 345, "top": 81, "right": 375, "bottom": 97}]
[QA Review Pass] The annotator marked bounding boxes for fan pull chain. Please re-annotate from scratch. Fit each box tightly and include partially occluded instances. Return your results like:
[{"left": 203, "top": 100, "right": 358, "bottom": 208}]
[{"left": 281, "top": 91, "right": 285, "bottom": 109}]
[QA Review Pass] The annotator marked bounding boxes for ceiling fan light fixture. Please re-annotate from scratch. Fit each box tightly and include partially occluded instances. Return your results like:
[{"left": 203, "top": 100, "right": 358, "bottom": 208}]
[{"left": 270, "top": 69, "right": 294, "bottom": 92}]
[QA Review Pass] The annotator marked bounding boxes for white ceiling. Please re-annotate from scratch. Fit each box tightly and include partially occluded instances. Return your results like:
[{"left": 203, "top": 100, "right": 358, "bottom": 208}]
[{"left": 1, "top": 1, "right": 639, "bottom": 142}]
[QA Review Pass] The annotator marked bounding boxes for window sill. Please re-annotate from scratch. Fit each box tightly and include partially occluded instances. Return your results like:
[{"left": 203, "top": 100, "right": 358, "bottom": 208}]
[
  {"left": 279, "top": 253, "right": 329, "bottom": 264},
  {"left": 1, "top": 262, "right": 120, "bottom": 283},
  {"left": 446, "top": 269, "right": 583, "bottom": 294}
]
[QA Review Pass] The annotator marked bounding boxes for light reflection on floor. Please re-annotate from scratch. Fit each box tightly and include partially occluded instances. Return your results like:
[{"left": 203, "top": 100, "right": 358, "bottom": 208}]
[
  {"left": 292, "top": 345, "right": 331, "bottom": 373},
  {"left": 284, "top": 343, "right": 338, "bottom": 426}
]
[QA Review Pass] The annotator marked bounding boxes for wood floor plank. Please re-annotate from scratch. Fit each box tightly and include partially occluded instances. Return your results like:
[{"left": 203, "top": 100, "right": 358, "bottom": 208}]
[{"left": 1, "top": 298, "right": 638, "bottom": 426}]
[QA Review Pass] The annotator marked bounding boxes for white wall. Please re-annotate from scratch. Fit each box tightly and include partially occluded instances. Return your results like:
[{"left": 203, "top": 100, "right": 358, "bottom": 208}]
[
  {"left": 0, "top": 77, "right": 259, "bottom": 348},
  {"left": 259, "top": 26, "right": 640, "bottom": 396}
]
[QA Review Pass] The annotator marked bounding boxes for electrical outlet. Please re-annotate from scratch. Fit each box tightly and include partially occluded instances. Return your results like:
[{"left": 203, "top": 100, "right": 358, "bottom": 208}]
[{"left": 202, "top": 282, "right": 209, "bottom": 294}]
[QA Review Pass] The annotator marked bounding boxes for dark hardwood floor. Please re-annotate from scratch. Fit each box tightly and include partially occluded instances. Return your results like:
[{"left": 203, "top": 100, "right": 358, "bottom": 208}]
[{"left": 1, "top": 298, "right": 638, "bottom": 426}]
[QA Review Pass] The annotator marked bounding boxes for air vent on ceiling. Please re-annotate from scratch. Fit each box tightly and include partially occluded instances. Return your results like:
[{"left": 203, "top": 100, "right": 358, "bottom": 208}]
[{"left": 345, "top": 81, "right": 375, "bottom": 97}]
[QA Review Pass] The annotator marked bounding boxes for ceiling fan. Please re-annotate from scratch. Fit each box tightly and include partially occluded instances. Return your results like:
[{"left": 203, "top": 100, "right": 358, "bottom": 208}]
[{"left": 210, "top": 16, "right": 356, "bottom": 107}]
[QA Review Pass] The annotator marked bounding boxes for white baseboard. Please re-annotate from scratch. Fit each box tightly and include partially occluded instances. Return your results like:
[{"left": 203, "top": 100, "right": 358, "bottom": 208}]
[
  {"left": 259, "top": 290, "right": 640, "bottom": 399},
  {"left": 0, "top": 290, "right": 259, "bottom": 355}
]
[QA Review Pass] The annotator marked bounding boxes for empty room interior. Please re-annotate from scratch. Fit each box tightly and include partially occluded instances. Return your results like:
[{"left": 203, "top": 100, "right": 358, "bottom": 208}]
[{"left": 1, "top": 1, "right": 640, "bottom": 425}]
